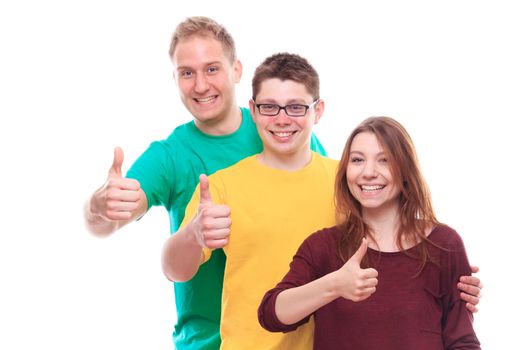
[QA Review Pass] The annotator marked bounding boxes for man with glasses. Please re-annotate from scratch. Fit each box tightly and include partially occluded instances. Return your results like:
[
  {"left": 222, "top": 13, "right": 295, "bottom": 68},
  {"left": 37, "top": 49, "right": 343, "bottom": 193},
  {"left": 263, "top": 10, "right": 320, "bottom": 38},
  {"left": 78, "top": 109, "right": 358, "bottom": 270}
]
[
  {"left": 163, "top": 52, "right": 333, "bottom": 349},
  {"left": 162, "top": 52, "right": 482, "bottom": 349}
]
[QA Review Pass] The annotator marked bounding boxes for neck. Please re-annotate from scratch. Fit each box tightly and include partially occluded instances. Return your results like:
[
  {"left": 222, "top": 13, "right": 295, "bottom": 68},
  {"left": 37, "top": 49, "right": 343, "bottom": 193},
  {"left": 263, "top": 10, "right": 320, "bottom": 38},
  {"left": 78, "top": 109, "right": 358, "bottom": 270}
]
[
  {"left": 257, "top": 147, "right": 313, "bottom": 171},
  {"left": 363, "top": 202, "right": 401, "bottom": 252},
  {"left": 194, "top": 105, "right": 242, "bottom": 136}
]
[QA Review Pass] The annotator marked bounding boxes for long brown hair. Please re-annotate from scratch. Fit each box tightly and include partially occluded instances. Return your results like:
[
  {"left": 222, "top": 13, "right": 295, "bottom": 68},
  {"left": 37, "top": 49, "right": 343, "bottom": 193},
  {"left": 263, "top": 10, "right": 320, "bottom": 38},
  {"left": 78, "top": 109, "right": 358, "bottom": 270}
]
[{"left": 335, "top": 117, "right": 439, "bottom": 274}]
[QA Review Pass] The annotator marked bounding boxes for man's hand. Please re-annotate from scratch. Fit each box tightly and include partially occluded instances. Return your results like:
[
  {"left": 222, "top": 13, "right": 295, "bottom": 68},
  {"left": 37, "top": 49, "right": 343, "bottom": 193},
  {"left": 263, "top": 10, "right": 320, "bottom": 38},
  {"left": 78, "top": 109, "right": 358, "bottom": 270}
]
[
  {"left": 458, "top": 265, "right": 483, "bottom": 313},
  {"left": 189, "top": 174, "right": 231, "bottom": 249},
  {"left": 334, "top": 239, "right": 378, "bottom": 302},
  {"left": 91, "top": 147, "right": 142, "bottom": 221},
  {"left": 85, "top": 147, "right": 145, "bottom": 236}
]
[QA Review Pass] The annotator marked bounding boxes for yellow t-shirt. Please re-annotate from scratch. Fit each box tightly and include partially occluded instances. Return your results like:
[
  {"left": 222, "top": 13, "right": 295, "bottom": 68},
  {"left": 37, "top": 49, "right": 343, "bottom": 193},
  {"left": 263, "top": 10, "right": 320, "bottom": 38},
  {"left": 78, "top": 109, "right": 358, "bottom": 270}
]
[{"left": 181, "top": 153, "right": 338, "bottom": 350}]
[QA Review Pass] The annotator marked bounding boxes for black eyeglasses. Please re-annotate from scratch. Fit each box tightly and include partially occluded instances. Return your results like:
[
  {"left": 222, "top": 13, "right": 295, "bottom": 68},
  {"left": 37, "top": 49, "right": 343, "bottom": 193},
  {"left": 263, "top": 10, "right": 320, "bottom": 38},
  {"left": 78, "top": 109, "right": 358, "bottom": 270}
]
[{"left": 253, "top": 99, "right": 319, "bottom": 117}]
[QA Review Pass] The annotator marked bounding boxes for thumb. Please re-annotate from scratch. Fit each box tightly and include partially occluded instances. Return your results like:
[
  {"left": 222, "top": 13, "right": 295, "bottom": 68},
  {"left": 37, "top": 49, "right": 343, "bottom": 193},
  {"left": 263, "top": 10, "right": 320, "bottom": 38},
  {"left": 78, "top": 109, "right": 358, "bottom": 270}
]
[
  {"left": 349, "top": 238, "right": 368, "bottom": 265},
  {"left": 109, "top": 147, "right": 124, "bottom": 177},
  {"left": 199, "top": 174, "right": 213, "bottom": 204}
]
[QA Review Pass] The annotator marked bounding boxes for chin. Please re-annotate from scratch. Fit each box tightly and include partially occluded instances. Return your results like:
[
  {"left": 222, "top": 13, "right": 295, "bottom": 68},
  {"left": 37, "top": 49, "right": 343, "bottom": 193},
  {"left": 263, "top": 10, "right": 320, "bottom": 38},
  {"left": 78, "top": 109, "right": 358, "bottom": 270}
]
[{"left": 358, "top": 200, "right": 384, "bottom": 209}]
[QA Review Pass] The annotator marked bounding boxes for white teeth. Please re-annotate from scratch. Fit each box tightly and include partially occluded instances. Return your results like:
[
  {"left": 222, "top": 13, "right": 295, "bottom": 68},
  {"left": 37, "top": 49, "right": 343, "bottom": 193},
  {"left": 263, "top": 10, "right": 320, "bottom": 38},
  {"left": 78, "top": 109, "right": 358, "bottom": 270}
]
[
  {"left": 195, "top": 96, "right": 216, "bottom": 103},
  {"left": 273, "top": 131, "right": 293, "bottom": 137},
  {"left": 361, "top": 185, "right": 385, "bottom": 191}
]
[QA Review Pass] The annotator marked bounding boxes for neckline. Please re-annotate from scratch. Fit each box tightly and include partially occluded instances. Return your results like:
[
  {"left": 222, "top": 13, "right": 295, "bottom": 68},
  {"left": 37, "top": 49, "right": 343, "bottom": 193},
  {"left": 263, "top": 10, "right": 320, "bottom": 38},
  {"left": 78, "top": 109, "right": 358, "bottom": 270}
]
[
  {"left": 248, "top": 152, "right": 321, "bottom": 175},
  {"left": 366, "top": 225, "right": 439, "bottom": 256}
]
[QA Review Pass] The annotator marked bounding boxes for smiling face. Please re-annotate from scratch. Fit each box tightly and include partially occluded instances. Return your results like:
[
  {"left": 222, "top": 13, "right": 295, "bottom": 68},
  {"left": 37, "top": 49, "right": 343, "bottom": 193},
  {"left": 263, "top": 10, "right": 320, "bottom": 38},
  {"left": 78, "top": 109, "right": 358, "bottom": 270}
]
[
  {"left": 172, "top": 35, "right": 242, "bottom": 134},
  {"left": 249, "top": 78, "right": 323, "bottom": 167},
  {"left": 346, "top": 131, "right": 401, "bottom": 212}
]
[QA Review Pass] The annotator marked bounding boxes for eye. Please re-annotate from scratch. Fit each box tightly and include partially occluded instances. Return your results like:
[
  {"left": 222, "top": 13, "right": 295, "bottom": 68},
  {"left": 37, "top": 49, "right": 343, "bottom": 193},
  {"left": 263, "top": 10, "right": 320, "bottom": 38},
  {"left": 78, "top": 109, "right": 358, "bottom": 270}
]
[
  {"left": 260, "top": 104, "right": 278, "bottom": 113},
  {"left": 179, "top": 70, "right": 193, "bottom": 78},
  {"left": 350, "top": 157, "right": 364, "bottom": 163},
  {"left": 378, "top": 157, "right": 388, "bottom": 164},
  {"left": 207, "top": 66, "right": 219, "bottom": 74}
]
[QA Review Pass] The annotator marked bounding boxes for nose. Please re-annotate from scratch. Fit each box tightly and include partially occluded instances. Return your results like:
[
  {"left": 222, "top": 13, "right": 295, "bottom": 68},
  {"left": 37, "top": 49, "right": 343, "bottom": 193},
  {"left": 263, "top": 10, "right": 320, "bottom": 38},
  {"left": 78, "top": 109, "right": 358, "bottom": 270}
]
[
  {"left": 273, "top": 108, "right": 291, "bottom": 125},
  {"left": 194, "top": 72, "right": 209, "bottom": 93},
  {"left": 362, "top": 160, "right": 378, "bottom": 178}
]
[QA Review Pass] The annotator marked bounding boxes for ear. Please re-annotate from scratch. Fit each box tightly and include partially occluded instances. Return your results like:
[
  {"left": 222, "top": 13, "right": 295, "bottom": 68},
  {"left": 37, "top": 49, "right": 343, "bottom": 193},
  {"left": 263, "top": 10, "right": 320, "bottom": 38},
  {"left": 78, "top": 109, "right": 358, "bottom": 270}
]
[
  {"left": 249, "top": 99, "right": 256, "bottom": 122},
  {"left": 313, "top": 99, "right": 325, "bottom": 125},
  {"left": 233, "top": 59, "right": 243, "bottom": 83}
]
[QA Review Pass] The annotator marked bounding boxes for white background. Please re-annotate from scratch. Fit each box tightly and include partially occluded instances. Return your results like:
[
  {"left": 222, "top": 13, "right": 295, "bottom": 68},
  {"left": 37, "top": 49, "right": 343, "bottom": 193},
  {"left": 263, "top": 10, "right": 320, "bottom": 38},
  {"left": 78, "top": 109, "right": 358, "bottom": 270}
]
[{"left": 1, "top": 1, "right": 523, "bottom": 349}]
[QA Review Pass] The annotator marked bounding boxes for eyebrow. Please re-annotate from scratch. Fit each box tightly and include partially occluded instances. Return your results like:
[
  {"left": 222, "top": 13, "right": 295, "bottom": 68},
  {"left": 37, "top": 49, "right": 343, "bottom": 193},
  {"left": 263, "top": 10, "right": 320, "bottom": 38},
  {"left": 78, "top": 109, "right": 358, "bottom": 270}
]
[
  {"left": 256, "top": 99, "right": 308, "bottom": 104},
  {"left": 349, "top": 150, "right": 386, "bottom": 156},
  {"left": 176, "top": 61, "right": 223, "bottom": 71}
]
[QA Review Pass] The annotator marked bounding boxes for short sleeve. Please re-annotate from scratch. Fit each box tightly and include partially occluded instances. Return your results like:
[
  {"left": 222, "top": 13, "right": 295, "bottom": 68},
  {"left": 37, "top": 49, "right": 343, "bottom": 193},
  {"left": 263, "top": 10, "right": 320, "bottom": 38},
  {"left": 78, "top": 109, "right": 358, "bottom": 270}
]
[{"left": 126, "top": 141, "right": 174, "bottom": 210}]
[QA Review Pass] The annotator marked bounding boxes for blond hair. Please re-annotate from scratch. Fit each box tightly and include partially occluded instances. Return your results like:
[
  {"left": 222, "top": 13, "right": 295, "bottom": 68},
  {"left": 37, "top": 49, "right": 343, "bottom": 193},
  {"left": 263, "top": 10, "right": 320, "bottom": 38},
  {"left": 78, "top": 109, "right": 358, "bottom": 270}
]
[{"left": 168, "top": 16, "right": 236, "bottom": 62}]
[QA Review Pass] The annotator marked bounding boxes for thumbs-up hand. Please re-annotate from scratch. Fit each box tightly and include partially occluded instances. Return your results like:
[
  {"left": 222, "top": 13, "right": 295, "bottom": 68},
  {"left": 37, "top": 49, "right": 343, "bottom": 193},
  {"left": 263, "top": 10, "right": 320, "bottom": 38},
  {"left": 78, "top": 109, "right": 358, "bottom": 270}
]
[
  {"left": 189, "top": 174, "right": 231, "bottom": 249},
  {"left": 333, "top": 239, "right": 378, "bottom": 302},
  {"left": 91, "top": 147, "right": 142, "bottom": 221}
]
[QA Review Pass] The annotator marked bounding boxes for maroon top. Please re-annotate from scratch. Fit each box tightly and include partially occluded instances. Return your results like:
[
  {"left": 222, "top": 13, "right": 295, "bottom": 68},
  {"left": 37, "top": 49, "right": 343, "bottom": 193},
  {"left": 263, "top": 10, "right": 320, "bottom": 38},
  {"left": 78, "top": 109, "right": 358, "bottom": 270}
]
[{"left": 258, "top": 225, "right": 481, "bottom": 350}]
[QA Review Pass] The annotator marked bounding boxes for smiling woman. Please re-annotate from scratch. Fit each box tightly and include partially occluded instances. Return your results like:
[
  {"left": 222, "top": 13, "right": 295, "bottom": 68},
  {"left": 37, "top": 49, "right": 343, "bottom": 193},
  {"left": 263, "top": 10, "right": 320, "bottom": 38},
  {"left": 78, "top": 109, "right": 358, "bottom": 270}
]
[
  {"left": 258, "top": 116, "right": 481, "bottom": 350},
  {"left": 346, "top": 131, "right": 401, "bottom": 216},
  {"left": 337, "top": 117, "right": 438, "bottom": 255}
]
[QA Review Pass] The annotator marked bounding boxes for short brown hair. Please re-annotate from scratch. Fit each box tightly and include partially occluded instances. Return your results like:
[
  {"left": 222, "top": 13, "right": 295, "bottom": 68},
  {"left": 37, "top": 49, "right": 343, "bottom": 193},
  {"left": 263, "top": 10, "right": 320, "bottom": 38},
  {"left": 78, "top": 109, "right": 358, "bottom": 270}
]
[
  {"left": 168, "top": 16, "right": 237, "bottom": 62},
  {"left": 251, "top": 53, "right": 320, "bottom": 101}
]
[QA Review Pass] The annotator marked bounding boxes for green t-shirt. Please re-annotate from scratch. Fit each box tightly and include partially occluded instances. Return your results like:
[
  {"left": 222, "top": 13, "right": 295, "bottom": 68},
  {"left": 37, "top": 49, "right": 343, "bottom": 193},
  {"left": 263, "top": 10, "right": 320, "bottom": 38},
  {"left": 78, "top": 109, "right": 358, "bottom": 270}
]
[{"left": 126, "top": 107, "right": 326, "bottom": 350}]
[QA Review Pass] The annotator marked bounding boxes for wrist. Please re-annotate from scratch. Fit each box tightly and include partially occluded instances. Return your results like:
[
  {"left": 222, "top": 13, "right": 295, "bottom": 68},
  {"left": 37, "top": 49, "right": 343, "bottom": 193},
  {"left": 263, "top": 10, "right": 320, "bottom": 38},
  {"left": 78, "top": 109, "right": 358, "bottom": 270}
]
[
  {"left": 84, "top": 194, "right": 120, "bottom": 236},
  {"left": 183, "top": 219, "right": 205, "bottom": 249},
  {"left": 325, "top": 270, "right": 342, "bottom": 299}
]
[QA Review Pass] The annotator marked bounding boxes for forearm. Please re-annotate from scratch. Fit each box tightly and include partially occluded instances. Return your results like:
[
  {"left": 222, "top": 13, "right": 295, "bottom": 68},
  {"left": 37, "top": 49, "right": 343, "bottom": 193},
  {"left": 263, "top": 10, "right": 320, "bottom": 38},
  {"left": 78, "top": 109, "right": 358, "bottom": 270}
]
[
  {"left": 275, "top": 271, "right": 339, "bottom": 325},
  {"left": 161, "top": 223, "right": 204, "bottom": 282}
]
